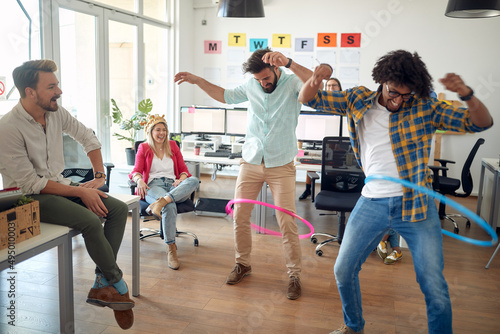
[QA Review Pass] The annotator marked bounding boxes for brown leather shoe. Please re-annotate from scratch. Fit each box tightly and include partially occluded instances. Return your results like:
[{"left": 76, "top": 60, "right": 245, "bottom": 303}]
[
  {"left": 114, "top": 309, "right": 134, "bottom": 330},
  {"left": 86, "top": 286, "right": 135, "bottom": 310},
  {"left": 286, "top": 276, "right": 301, "bottom": 300},
  {"left": 146, "top": 197, "right": 168, "bottom": 219},
  {"left": 226, "top": 263, "right": 252, "bottom": 285}
]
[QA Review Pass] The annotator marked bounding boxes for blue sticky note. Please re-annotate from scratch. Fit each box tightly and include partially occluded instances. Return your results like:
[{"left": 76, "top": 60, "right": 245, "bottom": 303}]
[{"left": 250, "top": 39, "right": 268, "bottom": 52}]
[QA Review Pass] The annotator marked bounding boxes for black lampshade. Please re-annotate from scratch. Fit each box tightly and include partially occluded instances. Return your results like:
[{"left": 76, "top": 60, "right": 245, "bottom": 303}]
[
  {"left": 217, "top": 0, "right": 265, "bottom": 18},
  {"left": 445, "top": 0, "right": 500, "bottom": 18}
]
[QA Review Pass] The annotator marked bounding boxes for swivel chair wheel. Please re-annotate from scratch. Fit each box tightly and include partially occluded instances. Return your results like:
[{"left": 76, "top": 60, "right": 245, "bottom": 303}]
[
  {"left": 311, "top": 237, "right": 318, "bottom": 244},
  {"left": 194, "top": 239, "right": 199, "bottom": 247},
  {"left": 454, "top": 227, "right": 459, "bottom": 234},
  {"left": 316, "top": 249, "right": 323, "bottom": 256},
  {"left": 466, "top": 220, "right": 471, "bottom": 228}
]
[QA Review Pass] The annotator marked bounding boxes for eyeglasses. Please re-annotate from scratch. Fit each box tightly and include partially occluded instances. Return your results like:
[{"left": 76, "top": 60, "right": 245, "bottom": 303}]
[{"left": 386, "top": 84, "right": 413, "bottom": 101}]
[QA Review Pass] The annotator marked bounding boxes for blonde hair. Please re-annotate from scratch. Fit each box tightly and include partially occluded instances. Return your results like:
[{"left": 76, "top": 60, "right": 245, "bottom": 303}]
[
  {"left": 13, "top": 59, "right": 58, "bottom": 98},
  {"left": 147, "top": 122, "right": 172, "bottom": 158}
]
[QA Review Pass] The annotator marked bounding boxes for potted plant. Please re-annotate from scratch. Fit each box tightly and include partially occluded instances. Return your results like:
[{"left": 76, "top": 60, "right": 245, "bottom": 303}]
[{"left": 111, "top": 98, "right": 153, "bottom": 165}]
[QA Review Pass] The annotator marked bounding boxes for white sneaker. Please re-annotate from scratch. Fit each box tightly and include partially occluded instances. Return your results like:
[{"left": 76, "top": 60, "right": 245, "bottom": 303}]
[
  {"left": 330, "top": 324, "right": 364, "bottom": 334},
  {"left": 384, "top": 250, "right": 403, "bottom": 265},
  {"left": 376, "top": 241, "right": 388, "bottom": 260}
]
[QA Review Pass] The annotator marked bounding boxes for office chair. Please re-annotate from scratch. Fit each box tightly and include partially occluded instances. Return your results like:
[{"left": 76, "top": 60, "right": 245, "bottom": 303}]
[
  {"left": 429, "top": 137, "right": 485, "bottom": 234},
  {"left": 309, "top": 136, "right": 365, "bottom": 256},
  {"left": 129, "top": 140, "right": 199, "bottom": 246},
  {"left": 62, "top": 163, "right": 115, "bottom": 192}
]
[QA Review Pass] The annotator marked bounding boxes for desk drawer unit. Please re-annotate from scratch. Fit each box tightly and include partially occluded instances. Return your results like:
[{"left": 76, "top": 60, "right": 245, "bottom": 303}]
[{"left": 109, "top": 165, "right": 134, "bottom": 194}]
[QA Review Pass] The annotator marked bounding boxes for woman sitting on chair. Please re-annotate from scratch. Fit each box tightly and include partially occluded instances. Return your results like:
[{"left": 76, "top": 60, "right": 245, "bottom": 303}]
[{"left": 130, "top": 114, "right": 199, "bottom": 270}]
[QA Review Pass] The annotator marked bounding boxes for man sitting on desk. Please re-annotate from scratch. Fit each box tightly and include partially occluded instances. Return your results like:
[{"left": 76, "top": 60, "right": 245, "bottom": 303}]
[
  {"left": 0, "top": 60, "right": 134, "bottom": 330},
  {"left": 175, "top": 48, "right": 332, "bottom": 300}
]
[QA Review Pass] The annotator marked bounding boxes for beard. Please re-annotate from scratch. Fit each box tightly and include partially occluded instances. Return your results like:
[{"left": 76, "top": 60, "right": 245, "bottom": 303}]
[
  {"left": 37, "top": 95, "right": 60, "bottom": 112},
  {"left": 262, "top": 72, "right": 278, "bottom": 93}
]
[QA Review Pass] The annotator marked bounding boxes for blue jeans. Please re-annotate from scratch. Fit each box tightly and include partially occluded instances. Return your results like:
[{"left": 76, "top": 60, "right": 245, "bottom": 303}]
[
  {"left": 334, "top": 196, "right": 452, "bottom": 333},
  {"left": 145, "top": 176, "right": 199, "bottom": 244},
  {"left": 386, "top": 228, "right": 399, "bottom": 248}
]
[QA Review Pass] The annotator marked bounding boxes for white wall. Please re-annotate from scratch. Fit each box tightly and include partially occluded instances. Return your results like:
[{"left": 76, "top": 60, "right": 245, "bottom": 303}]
[{"left": 177, "top": 0, "right": 500, "bottom": 194}]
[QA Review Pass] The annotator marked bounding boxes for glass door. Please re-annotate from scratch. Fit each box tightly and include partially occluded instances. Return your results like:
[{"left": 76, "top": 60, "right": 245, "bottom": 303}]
[
  {"left": 108, "top": 19, "right": 138, "bottom": 165},
  {"left": 49, "top": 0, "right": 171, "bottom": 166}
]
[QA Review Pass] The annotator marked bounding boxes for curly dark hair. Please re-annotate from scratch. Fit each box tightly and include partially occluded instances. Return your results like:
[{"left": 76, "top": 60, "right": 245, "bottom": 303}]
[
  {"left": 242, "top": 47, "right": 273, "bottom": 74},
  {"left": 372, "top": 50, "right": 433, "bottom": 98}
]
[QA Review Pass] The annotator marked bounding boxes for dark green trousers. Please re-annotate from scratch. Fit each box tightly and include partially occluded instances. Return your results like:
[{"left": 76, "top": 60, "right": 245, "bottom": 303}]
[{"left": 32, "top": 192, "right": 128, "bottom": 284}]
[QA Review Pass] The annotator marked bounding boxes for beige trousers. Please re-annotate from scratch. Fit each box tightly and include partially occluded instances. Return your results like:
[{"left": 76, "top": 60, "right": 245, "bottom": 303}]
[{"left": 233, "top": 160, "right": 302, "bottom": 277}]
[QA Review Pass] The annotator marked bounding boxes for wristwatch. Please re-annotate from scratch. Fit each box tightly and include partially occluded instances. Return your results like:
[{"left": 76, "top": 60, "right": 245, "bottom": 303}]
[
  {"left": 94, "top": 171, "right": 106, "bottom": 181},
  {"left": 459, "top": 86, "right": 474, "bottom": 101}
]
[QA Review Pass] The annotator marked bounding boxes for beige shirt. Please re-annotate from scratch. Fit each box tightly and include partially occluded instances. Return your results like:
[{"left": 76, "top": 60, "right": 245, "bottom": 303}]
[{"left": 0, "top": 101, "right": 101, "bottom": 195}]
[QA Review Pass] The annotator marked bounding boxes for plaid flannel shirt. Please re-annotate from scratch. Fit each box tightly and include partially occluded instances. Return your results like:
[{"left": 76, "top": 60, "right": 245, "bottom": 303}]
[{"left": 305, "top": 85, "right": 490, "bottom": 222}]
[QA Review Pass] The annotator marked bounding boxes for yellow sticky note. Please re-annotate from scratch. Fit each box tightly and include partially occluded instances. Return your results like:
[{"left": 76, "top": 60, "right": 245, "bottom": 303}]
[
  {"left": 272, "top": 34, "right": 291, "bottom": 48},
  {"left": 228, "top": 33, "right": 246, "bottom": 46}
]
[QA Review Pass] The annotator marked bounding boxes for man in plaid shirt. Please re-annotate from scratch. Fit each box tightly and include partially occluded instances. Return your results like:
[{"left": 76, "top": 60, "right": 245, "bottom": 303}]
[{"left": 299, "top": 50, "right": 493, "bottom": 334}]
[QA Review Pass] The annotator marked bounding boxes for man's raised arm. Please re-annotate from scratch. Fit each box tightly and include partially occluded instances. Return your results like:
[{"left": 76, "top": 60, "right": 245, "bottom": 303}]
[{"left": 174, "top": 71, "right": 226, "bottom": 103}]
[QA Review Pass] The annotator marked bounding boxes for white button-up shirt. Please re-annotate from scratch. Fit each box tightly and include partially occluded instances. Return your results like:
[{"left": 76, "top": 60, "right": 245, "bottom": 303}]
[{"left": 0, "top": 101, "right": 101, "bottom": 194}]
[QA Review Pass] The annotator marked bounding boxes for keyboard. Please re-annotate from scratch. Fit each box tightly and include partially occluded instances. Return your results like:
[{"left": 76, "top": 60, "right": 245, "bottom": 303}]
[
  {"left": 299, "top": 158, "right": 322, "bottom": 165},
  {"left": 204, "top": 151, "right": 231, "bottom": 157},
  {"left": 228, "top": 152, "right": 242, "bottom": 159}
]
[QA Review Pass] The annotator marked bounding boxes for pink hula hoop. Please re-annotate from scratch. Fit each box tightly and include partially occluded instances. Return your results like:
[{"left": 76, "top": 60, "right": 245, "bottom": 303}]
[{"left": 225, "top": 198, "right": 315, "bottom": 239}]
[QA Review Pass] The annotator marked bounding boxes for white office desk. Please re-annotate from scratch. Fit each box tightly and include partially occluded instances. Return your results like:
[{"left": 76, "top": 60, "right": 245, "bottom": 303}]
[
  {"left": 182, "top": 153, "right": 321, "bottom": 229},
  {"left": 108, "top": 193, "right": 141, "bottom": 296},
  {"left": 182, "top": 152, "right": 322, "bottom": 172},
  {"left": 476, "top": 158, "right": 500, "bottom": 229},
  {"left": 0, "top": 194, "right": 140, "bottom": 333},
  {"left": 0, "top": 223, "right": 76, "bottom": 333}
]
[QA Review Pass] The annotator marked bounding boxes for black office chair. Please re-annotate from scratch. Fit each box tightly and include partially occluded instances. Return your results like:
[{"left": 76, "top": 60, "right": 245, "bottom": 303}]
[
  {"left": 62, "top": 163, "right": 115, "bottom": 192},
  {"left": 309, "top": 136, "right": 365, "bottom": 256},
  {"left": 129, "top": 140, "right": 199, "bottom": 246},
  {"left": 429, "top": 137, "right": 485, "bottom": 234}
]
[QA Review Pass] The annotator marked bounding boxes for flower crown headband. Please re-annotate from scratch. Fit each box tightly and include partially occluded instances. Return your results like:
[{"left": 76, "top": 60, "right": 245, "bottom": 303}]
[{"left": 142, "top": 114, "right": 167, "bottom": 135}]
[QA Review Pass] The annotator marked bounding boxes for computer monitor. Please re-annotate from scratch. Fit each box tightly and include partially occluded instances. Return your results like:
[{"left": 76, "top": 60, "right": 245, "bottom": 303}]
[
  {"left": 296, "top": 112, "right": 348, "bottom": 146},
  {"left": 225, "top": 108, "right": 247, "bottom": 137},
  {"left": 180, "top": 106, "right": 226, "bottom": 140}
]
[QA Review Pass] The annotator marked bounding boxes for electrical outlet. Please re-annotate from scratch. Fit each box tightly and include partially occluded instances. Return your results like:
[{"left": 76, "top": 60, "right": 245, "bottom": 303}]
[{"left": 202, "top": 19, "right": 207, "bottom": 25}]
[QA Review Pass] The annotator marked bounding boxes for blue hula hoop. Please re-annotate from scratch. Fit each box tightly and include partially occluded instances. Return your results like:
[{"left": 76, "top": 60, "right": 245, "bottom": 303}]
[{"left": 365, "top": 175, "right": 498, "bottom": 247}]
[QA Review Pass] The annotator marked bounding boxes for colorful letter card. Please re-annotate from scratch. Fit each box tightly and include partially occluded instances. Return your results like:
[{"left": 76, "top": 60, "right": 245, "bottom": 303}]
[
  {"left": 295, "top": 38, "right": 314, "bottom": 52},
  {"left": 317, "top": 33, "right": 337, "bottom": 47},
  {"left": 272, "top": 34, "right": 291, "bottom": 48},
  {"left": 229, "top": 33, "right": 246, "bottom": 47},
  {"left": 250, "top": 39, "right": 268, "bottom": 52},
  {"left": 204, "top": 40, "right": 222, "bottom": 54},
  {"left": 341, "top": 33, "right": 361, "bottom": 47}
]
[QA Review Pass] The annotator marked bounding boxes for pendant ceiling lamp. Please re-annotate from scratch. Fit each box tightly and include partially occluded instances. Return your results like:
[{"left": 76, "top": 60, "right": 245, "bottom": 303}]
[
  {"left": 217, "top": 0, "right": 265, "bottom": 18},
  {"left": 445, "top": 0, "right": 500, "bottom": 18}
]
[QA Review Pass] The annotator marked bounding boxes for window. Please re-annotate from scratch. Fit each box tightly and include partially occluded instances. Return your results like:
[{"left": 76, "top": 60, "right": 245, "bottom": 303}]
[{"left": 0, "top": 0, "right": 42, "bottom": 114}]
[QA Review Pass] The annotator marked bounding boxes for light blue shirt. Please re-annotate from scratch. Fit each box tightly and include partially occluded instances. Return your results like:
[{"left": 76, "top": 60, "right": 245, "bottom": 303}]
[{"left": 224, "top": 68, "right": 303, "bottom": 168}]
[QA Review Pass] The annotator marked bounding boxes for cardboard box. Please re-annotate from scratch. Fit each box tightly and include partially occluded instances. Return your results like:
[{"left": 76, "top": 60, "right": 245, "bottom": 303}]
[{"left": 0, "top": 201, "right": 40, "bottom": 250}]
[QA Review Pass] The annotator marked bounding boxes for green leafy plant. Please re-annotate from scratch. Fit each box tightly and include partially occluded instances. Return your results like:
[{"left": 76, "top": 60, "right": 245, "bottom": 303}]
[
  {"left": 14, "top": 195, "right": 34, "bottom": 207},
  {"left": 111, "top": 98, "right": 153, "bottom": 148}
]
